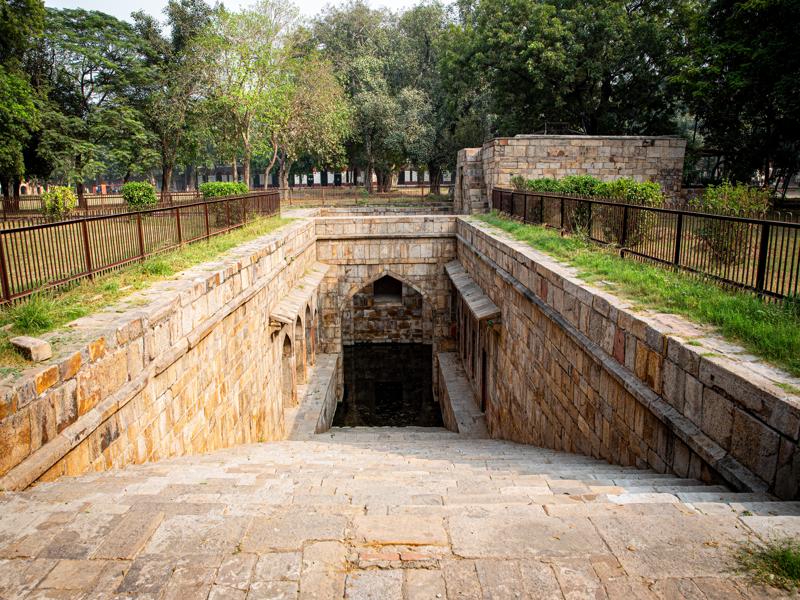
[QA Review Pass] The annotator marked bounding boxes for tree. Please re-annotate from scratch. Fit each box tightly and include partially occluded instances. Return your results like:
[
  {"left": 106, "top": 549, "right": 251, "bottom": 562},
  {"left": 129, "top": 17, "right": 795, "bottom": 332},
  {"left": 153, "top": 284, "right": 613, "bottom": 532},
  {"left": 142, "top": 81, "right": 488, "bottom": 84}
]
[
  {"left": 273, "top": 55, "right": 352, "bottom": 195},
  {"left": 679, "top": 0, "right": 800, "bottom": 194},
  {"left": 197, "top": 0, "right": 297, "bottom": 189},
  {"left": 134, "top": 0, "right": 213, "bottom": 201},
  {"left": 452, "top": 0, "right": 692, "bottom": 136},
  {"left": 38, "top": 8, "right": 149, "bottom": 205},
  {"left": 313, "top": 1, "right": 395, "bottom": 190},
  {"left": 0, "top": 0, "right": 44, "bottom": 202}
]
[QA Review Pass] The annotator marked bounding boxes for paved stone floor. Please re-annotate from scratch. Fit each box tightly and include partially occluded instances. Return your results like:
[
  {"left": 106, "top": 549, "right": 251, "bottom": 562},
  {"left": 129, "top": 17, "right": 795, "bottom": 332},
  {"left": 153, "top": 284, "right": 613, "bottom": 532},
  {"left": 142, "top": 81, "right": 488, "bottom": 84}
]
[{"left": 1, "top": 428, "right": 798, "bottom": 599}]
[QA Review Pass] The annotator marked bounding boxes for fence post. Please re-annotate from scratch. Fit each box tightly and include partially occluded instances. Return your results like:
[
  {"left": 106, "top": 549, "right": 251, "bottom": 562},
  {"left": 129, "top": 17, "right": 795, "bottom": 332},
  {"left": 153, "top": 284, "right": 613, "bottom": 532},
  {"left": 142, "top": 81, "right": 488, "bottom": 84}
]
[
  {"left": 0, "top": 235, "right": 11, "bottom": 302},
  {"left": 620, "top": 205, "right": 629, "bottom": 248},
  {"left": 136, "top": 212, "right": 145, "bottom": 260},
  {"left": 204, "top": 203, "right": 210, "bottom": 238},
  {"left": 755, "top": 222, "right": 771, "bottom": 294},
  {"left": 539, "top": 194, "right": 544, "bottom": 224},
  {"left": 81, "top": 220, "right": 94, "bottom": 279},
  {"left": 242, "top": 196, "right": 247, "bottom": 224},
  {"left": 175, "top": 207, "right": 182, "bottom": 244},
  {"left": 673, "top": 212, "right": 684, "bottom": 266},
  {"left": 225, "top": 199, "right": 231, "bottom": 228},
  {"left": 586, "top": 202, "right": 592, "bottom": 237},
  {"left": 560, "top": 196, "right": 565, "bottom": 230}
]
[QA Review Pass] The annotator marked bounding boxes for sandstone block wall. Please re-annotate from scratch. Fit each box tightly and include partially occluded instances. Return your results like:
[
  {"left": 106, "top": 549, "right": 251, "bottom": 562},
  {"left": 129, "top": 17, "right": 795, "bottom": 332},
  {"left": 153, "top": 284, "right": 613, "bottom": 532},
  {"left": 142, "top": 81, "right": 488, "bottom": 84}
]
[
  {"left": 456, "top": 218, "right": 800, "bottom": 499},
  {"left": 0, "top": 221, "right": 319, "bottom": 490},
  {"left": 454, "top": 135, "right": 687, "bottom": 213},
  {"left": 315, "top": 216, "right": 458, "bottom": 355},
  {"left": 351, "top": 281, "right": 426, "bottom": 344}
]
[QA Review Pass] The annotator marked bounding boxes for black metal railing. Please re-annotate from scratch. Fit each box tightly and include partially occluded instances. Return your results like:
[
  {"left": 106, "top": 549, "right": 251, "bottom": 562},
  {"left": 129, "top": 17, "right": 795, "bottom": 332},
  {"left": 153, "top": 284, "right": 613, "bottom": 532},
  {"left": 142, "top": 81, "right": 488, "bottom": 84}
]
[
  {"left": 491, "top": 187, "right": 800, "bottom": 300},
  {"left": 0, "top": 190, "right": 280, "bottom": 303}
]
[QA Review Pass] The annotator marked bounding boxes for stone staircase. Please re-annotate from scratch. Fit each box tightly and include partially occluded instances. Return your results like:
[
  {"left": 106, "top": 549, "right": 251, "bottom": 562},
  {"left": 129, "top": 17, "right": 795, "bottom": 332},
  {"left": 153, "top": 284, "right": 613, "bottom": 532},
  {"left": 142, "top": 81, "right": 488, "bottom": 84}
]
[{"left": 0, "top": 428, "right": 797, "bottom": 599}]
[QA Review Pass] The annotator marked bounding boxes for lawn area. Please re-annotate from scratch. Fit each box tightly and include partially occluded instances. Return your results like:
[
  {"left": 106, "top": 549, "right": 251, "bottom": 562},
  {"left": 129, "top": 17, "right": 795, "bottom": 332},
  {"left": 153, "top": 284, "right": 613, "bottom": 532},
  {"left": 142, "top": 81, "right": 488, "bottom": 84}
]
[
  {"left": 0, "top": 214, "right": 293, "bottom": 374},
  {"left": 476, "top": 211, "right": 800, "bottom": 378}
]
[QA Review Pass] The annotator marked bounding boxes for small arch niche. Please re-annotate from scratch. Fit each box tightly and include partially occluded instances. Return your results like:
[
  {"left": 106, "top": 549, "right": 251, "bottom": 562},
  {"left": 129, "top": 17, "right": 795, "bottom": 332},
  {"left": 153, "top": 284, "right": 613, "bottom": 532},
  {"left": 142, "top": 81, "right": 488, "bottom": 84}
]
[{"left": 372, "top": 275, "right": 403, "bottom": 305}]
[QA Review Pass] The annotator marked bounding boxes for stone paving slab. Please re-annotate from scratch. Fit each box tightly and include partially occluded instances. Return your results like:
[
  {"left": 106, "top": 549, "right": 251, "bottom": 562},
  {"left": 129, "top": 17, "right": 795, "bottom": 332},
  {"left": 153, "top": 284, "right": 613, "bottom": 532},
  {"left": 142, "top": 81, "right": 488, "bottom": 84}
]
[{"left": 0, "top": 435, "right": 796, "bottom": 599}]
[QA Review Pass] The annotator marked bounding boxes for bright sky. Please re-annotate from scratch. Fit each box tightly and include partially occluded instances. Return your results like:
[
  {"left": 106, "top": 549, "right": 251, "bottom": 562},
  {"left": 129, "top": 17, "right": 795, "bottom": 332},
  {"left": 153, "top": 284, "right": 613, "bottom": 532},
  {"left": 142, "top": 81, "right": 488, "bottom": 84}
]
[{"left": 45, "top": 0, "right": 418, "bottom": 22}]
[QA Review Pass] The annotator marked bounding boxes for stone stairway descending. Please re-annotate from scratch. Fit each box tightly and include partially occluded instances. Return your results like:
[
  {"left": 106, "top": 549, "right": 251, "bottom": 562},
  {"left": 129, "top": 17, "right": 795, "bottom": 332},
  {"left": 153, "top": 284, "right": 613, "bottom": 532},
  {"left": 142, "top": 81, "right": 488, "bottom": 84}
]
[{"left": 0, "top": 429, "right": 798, "bottom": 599}]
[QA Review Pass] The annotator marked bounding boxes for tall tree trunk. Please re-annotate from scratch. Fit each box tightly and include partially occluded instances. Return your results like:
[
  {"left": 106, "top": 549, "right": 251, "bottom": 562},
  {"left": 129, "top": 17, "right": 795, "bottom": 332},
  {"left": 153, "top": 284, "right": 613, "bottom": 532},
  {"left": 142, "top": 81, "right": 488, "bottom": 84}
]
[
  {"left": 242, "top": 148, "right": 251, "bottom": 190},
  {"left": 123, "top": 169, "right": 131, "bottom": 184},
  {"left": 264, "top": 136, "right": 278, "bottom": 189},
  {"left": 161, "top": 163, "right": 174, "bottom": 204},
  {"left": 232, "top": 158, "right": 238, "bottom": 183},
  {"left": 278, "top": 155, "right": 290, "bottom": 201},
  {"left": 11, "top": 177, "right": 21, "bottom": 212},
  {"left": 366, "top": 164, "right": 374, "bottom": 193},
  {"left": 428, "top": 162, "right": 441, "bottom": 195},
  {"left": 75, "top": 154, "right": 86, "bottom": 209},
  {"left": 1, "top": 175, "right": 10, "bottom": 213}
]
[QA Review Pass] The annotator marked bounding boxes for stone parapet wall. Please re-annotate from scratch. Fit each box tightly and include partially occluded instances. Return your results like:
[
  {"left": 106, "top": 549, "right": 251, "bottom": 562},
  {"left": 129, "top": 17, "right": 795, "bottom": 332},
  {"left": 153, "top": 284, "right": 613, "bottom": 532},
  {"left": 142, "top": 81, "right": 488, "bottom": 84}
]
[
  {"left": 454, "top": 135, "right": 686, "bottom": 213},
  {"left": 456, "top": 217, "right": 800, "bottom": 499},
  {"left": 0, "top": 220, "right": 319, "bottom": 490}
]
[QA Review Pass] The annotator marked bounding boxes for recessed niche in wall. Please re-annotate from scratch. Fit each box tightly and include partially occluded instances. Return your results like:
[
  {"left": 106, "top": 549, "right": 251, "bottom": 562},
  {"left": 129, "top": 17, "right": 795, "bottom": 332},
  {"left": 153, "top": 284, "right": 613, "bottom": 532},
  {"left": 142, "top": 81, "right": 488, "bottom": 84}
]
[{"left": 373, "top": 275, "right": 403, "bottom": 304}]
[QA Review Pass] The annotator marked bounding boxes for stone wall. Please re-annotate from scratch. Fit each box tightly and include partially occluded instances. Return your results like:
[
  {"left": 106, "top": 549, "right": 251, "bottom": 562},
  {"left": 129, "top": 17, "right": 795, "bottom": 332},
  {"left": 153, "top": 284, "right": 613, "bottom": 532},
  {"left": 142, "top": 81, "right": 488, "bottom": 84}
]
[
  {"left": 0, "top": 221, "right": 321, "bottom": 490},
  {"left": 454, "top": 135, "right": 686, "bottom": 213},
  {"left": 350, "top": 281, "right": 426, "bottom": 344},
  {"left": 456, "top": 217, "right": 800, "bottom": 499},
  {"left": 315, "top": 216, "right": 458, "bottom": 355}
]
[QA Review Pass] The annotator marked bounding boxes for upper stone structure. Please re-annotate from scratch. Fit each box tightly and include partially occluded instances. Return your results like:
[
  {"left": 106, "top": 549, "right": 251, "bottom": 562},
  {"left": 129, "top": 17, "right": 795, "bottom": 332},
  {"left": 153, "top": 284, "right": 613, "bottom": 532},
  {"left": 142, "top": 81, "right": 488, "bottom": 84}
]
[{"left": 453, "top": 134, "right": 687, "bottom": 213}]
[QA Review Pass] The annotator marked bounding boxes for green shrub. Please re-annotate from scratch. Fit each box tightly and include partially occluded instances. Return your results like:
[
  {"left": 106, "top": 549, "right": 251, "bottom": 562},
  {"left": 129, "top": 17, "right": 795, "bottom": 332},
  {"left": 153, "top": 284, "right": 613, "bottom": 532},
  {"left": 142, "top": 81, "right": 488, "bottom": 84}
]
[
  {"left": 509, "top": 176, "right": 664, "bottom": 246},
  {"left": 199, "top": 181, "right": 249, "bottom": 198},
  {"left": 121, "top": 182, "right": 158, "bottom": 211},
  {"left": 690, "top": 181, "right": 772, "bottom": 265},
  {"left": 559, "top": 175, "right": 602, "bottom": 196},
  {"left": 41, "top": 186, "right": 77, "bottom": 220},
  {"left": 690, "top": 180, "right": 771, "bottom": 216},
  {"left": 594, "top": 178, "right": 664, "bottom": 205}
]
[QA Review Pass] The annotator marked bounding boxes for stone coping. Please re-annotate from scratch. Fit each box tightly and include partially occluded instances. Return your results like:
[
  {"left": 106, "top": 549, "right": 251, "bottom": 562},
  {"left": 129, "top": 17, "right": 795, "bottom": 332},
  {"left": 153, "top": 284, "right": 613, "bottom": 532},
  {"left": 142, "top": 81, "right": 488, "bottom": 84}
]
[
  {"left": 459, "top": 216, "right": 800, "bottom": 497},
  {"left": 444, "top": 261, "right": 500, "bottom": 321},
  {"left": 270, "top": 262, "right": 330, "bottom": 326}
]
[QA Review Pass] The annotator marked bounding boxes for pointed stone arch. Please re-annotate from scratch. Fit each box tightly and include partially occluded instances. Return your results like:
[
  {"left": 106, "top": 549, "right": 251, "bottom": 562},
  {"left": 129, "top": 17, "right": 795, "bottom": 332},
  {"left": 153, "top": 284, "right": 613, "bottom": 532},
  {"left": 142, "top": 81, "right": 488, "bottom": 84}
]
[
  {"left": 281, "top": 333, "right": 296, "bottom": 407},
  {"left": 294, "top": 316, "right": 306, "bottom": 384}
]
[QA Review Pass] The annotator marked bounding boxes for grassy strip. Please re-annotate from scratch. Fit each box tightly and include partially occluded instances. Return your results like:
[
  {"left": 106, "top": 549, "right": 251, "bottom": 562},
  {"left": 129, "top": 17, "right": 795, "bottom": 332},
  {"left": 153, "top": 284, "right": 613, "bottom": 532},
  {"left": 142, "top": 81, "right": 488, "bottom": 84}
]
[
  {"left": 0, "top": 215, "right": 293, "bottom": 373},
  {"left": 738, "top": 539, "right": 800, "bottom": 590},
  {"left": 476, "top": 212, "right": 800, "bottom": 378}
]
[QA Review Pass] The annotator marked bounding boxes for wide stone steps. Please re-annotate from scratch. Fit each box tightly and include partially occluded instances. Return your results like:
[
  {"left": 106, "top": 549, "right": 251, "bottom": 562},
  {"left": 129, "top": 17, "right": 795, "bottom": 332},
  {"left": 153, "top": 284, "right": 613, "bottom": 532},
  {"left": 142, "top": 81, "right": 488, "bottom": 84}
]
[{"left": 0, "top": 433, "right": 796, "bottom": 599}]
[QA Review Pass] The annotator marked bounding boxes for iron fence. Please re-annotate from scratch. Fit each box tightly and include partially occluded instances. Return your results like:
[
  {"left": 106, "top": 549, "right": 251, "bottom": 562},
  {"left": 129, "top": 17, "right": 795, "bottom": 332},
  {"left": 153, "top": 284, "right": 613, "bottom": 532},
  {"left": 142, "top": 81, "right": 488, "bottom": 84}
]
[
  {"left": 281, "top": 184, "right": 452, "bottom": 206},
  {"left": 491, "top": 188, "right": 800, "bottom": 301},
  {"left": 2, "top": 190, "right": 202, "bottom": 215},
  {"left": 0, "top": 190, "right": 280, "bottom": 303}
]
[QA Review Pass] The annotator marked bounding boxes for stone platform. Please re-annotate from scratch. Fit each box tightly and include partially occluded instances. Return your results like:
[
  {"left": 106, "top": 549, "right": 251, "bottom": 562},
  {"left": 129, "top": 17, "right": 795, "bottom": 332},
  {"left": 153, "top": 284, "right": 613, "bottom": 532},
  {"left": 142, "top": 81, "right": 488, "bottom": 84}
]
[{"left": 1, "top": 430, "right": 797, "bottom": 599}]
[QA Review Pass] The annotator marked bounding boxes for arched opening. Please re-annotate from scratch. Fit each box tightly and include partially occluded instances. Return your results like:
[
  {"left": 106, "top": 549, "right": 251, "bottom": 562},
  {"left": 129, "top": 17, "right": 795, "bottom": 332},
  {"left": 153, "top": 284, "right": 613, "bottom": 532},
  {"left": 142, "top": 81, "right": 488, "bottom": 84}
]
[
  {"left": 294, "top": 316, "right": 306, "bottom": 384},
  {"left": 305, "top": 305, "right": 314, "bottom": 368},
  {"left": 333, "top": 273, "right": 441, "bottom": 428},
  {"left": 281, "top": 334, "right": 295, "bottom": 407}
]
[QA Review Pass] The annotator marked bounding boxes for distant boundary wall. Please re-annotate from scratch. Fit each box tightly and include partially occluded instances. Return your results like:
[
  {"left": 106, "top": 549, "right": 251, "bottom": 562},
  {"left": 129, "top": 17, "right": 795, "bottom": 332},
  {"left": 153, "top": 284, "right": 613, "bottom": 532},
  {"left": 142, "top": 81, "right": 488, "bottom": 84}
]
[{"left": 454, "top": 135, "right": 686, "bottom": 214}]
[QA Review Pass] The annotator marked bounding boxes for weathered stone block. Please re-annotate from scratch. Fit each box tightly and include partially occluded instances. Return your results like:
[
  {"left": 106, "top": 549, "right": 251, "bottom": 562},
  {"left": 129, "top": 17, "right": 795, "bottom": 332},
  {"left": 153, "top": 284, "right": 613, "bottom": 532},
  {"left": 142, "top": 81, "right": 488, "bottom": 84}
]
[
  {"left": 10, "top": 336, "right": 52, "bottom": 362},
  {"left": 730, "top": 408, "right": 780, "bottom": 482},
  {"left": 701, "top": 389, "right": 734, "bottom": 448}
]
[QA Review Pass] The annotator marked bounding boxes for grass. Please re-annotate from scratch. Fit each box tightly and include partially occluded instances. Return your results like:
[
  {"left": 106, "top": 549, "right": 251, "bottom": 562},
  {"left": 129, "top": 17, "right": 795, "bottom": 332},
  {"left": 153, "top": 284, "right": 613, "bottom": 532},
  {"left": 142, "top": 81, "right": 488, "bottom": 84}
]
[
  {"left": 0, "top": 215, "right": 292, "bottom": 369},
  {"left": 738, "top": 539, "right": 800, "bottom": 590},
  {"left": 477, "top": 211, "right": 800, "bottom": 378}
]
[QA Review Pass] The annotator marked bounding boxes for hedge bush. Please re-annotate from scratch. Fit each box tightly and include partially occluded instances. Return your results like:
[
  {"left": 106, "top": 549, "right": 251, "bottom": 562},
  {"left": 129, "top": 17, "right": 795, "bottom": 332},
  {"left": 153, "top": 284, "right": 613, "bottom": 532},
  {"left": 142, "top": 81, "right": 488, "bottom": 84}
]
[
  {"left": 507, "top": 175, "right": 665, "bottom": 246},
  {"left": 121, "top": 182, "right": 158, "bottom": 210},
  {"left": 41, "top": 186, "right": 77, "bottom": 220},
  {"left": 689, "top": 181, "right": 772, "bottom": 265},
  {"left": 199, "top": 182, "right": 249, "bottom": 198}
]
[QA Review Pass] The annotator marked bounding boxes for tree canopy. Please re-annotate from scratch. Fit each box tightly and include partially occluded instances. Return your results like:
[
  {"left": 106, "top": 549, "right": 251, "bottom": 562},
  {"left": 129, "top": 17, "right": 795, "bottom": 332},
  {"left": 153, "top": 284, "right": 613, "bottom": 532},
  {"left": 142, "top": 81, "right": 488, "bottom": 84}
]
[{"left": 2, "top": 0, "right": 797, "bottom": 199}]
